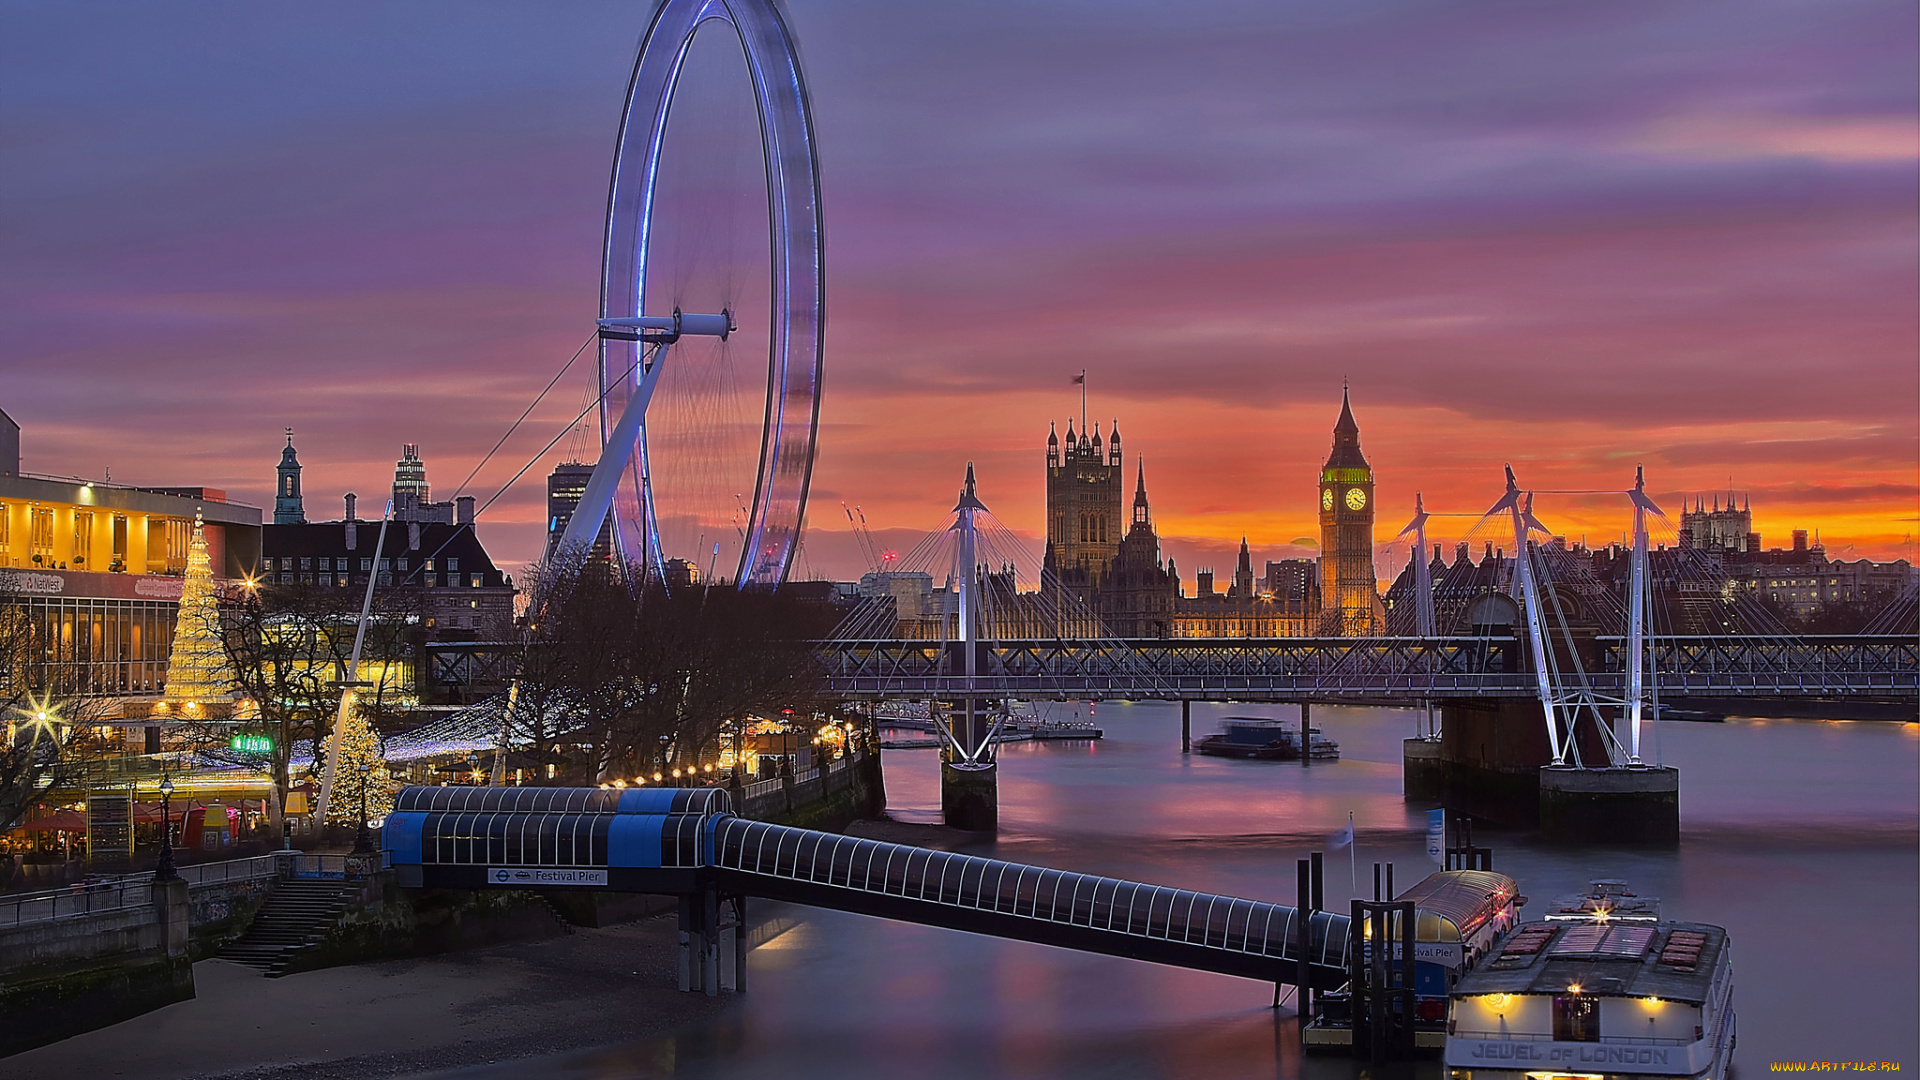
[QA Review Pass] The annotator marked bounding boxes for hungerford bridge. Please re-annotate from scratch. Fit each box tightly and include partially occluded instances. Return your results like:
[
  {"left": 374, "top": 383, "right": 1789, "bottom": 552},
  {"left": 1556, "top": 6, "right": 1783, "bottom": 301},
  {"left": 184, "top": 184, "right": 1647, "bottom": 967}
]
[{"left": 817, "top": 634, "right": 1916, "bottom": 702}]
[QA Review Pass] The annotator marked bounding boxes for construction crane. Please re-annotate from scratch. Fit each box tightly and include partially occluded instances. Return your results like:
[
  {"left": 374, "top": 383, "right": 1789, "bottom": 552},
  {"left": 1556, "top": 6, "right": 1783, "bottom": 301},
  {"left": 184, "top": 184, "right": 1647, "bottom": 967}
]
[{"left": 844, "top": 502, "right": 895, "bottom": 574}]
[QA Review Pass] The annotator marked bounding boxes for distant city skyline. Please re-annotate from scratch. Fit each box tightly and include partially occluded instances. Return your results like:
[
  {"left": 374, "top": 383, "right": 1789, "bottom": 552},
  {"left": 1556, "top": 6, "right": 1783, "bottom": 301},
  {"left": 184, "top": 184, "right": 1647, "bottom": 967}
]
[{"left": 4, "top": 0, "right": 1914, "bottom": 579}]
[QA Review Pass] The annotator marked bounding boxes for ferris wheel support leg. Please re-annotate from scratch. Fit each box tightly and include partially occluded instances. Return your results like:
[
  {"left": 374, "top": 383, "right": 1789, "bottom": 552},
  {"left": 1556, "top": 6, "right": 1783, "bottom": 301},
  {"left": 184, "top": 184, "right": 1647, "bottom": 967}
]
[{"left": 555, "top": 344, "right": 673, "bottom": 563}]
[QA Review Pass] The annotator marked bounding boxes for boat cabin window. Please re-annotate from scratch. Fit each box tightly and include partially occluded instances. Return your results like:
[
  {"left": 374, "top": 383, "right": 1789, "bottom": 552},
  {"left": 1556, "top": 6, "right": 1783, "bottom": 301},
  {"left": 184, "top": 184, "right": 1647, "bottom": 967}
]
[{"left": 1552, "top": 994, "right": 1599, "bottom": 1042}]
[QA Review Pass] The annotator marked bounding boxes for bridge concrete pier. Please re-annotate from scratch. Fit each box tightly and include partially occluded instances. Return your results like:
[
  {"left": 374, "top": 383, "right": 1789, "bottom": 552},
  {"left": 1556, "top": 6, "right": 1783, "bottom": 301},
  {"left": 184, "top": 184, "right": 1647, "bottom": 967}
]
[
  {"left": 1539, "top": 766, "right": 1678, "bottom": 844},
  {"left": 1418, "top": 699, "right": 1551, "bottom": 827},
  {"left": 942, "top": 762, "right": 997, "bottom": 831},
  {"left": 1412, "top": 699, "right": 1679, "bottom": 844},
  {"left": 1401, "top": 738, "right": 1443, "bottom": 800}
]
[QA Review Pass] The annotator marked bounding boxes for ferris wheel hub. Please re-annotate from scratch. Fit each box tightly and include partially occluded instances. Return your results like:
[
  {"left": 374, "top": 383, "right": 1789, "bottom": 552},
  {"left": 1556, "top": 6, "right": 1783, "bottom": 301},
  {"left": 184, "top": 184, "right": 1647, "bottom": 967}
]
[{"left": 596, "top": 309, "right": 734, "bottom": 343}]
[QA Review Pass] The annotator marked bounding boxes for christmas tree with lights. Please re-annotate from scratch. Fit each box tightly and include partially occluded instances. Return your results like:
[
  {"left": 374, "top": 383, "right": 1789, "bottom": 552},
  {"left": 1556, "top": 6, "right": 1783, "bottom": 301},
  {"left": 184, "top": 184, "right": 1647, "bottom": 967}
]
[
  {"left": 323, "top": 691, "right": 399, "bottom": 827},
  {"left": 160, "top": 513, "right": 237, "bottom": 715}
]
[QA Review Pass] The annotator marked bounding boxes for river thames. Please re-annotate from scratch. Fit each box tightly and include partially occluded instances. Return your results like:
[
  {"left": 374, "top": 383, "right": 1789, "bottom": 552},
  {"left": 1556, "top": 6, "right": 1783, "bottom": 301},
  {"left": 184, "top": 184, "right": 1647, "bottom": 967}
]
[{"left": 443, "top": 703, "right": 1917, "bottom": 1079}]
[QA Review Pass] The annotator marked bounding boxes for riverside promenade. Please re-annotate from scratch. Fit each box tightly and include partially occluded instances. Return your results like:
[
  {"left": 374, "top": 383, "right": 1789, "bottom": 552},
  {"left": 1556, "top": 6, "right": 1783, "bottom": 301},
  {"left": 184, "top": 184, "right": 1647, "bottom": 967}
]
[{"left": 8, "top": 914, "right": 723, "bottom": 1080}]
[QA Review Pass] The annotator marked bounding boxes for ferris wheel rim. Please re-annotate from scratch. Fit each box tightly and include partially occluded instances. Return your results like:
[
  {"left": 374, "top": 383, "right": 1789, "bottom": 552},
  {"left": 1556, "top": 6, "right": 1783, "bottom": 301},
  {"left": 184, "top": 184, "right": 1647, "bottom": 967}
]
[{"left": 600, "top": 0, "right": 824, "bottom": 589}]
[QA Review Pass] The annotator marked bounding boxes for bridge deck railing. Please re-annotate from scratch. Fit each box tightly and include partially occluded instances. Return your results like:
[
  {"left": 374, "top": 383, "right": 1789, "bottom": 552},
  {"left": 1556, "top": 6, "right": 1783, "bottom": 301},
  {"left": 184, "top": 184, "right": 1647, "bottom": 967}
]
[
  {"left": 713, "top": 816, "right": 1351, "bottom": 987},
  {"left": 818, "top": 635, "right": 1917, "bottom": 698}
]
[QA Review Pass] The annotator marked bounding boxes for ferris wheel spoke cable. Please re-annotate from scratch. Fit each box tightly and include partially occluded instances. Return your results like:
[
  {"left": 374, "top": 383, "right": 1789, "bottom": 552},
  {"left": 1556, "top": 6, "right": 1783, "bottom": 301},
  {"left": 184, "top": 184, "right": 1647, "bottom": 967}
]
[
  {"left": 414, "top": 346, "right": 657, "bottom": 576},
  {"left": 448, "top": 332, "right": 597, "bottom": 503}
]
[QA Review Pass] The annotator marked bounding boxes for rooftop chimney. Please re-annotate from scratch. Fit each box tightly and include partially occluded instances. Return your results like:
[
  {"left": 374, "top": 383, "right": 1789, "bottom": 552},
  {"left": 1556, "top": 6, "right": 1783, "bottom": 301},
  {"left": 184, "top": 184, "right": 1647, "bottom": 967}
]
[{"left": 456, "top": 495, "right": 475, "bottom": 526}]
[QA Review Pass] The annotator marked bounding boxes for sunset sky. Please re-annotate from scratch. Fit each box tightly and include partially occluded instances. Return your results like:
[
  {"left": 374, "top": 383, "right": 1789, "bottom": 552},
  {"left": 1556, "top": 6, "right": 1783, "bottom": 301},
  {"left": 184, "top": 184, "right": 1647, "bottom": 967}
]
[{"left": 4, "top": 0, "right": 1915, "bottom": 583}]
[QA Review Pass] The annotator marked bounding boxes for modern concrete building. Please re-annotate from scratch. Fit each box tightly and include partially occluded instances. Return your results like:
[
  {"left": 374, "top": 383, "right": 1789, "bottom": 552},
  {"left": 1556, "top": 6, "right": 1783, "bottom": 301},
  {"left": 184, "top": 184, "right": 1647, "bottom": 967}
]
[
  {"left": 544, "top": 459, "right": 611, "bottom": 564},
  {"left": 0, "top": 413, "right": 261, "bottom": 709}
]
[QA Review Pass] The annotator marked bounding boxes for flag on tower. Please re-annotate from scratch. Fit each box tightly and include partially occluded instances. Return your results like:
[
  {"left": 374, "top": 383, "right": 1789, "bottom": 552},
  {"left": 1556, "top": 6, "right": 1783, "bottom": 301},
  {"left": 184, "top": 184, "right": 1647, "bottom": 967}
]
[{"left": 1071, "top": 372, "right": 1085, "bottom": 384}]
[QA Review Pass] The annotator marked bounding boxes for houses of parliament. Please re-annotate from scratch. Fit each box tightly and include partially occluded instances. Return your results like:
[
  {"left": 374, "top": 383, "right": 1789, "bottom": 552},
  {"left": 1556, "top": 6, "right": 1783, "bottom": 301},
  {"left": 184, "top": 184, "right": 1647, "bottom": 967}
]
[{"left": 1041, "top": 390, "right": 1384, "bottom": 638}]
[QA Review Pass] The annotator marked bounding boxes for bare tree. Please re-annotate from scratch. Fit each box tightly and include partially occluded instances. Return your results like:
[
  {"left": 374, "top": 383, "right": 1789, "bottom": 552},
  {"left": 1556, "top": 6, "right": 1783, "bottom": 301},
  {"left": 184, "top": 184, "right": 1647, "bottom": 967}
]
[
  {"left": 174, "top": 581, "right": 418, "bottom": 817},
  {"left": 510, "top": 559, "right": 833, "bottom": 784}
]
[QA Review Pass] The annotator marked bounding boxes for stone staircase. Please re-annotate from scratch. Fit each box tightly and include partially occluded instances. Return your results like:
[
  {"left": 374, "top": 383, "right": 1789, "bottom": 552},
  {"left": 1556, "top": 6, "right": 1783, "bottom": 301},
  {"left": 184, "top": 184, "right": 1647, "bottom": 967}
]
[{"left": 215, "top": 879, "right": 359, "bottom": 976}]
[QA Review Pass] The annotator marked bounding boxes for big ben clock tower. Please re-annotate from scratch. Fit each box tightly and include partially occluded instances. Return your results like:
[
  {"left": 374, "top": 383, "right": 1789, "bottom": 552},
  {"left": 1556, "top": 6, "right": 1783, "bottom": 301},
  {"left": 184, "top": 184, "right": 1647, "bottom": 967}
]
[{"left": 1317, "top": 387, "right": 1383, "bottom": 635}]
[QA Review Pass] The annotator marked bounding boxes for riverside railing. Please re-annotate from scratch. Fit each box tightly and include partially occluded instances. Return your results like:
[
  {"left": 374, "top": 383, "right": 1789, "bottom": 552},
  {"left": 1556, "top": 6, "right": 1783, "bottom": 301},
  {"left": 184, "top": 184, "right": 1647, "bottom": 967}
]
[{"left": 0, "top": 851, "right": 380, "bottom": 929}]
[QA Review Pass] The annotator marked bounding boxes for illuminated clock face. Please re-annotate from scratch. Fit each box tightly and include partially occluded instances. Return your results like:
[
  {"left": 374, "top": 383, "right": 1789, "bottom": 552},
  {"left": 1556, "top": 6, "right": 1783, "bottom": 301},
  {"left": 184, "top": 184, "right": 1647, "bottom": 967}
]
[
  {"left": 1345, "top": 487, "right": 1367, "bottom": 511},
  {"left": 1322, "top": 488, "right": 1334, "bottom": 511}
]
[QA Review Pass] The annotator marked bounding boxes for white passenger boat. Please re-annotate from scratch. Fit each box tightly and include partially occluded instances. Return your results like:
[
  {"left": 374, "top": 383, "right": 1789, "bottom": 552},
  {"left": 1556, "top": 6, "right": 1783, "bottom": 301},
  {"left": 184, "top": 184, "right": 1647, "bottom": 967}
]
[{"left": 1445, "top": 883, "right": 1735, "bottom": 1080}]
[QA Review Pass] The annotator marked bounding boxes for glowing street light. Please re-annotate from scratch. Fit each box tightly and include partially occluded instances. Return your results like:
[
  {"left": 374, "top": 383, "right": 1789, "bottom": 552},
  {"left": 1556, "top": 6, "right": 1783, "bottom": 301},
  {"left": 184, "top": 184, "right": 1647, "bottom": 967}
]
[{"left": 154, "top": 774, "right": 179, "bottom": 881}]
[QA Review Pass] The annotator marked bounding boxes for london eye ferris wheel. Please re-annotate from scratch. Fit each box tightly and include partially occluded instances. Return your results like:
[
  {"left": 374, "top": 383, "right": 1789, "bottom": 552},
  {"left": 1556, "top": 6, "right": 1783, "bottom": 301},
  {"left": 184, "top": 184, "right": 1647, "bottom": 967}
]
[{"left": 560, "top": 0, "right": 823, "bottom": 588}]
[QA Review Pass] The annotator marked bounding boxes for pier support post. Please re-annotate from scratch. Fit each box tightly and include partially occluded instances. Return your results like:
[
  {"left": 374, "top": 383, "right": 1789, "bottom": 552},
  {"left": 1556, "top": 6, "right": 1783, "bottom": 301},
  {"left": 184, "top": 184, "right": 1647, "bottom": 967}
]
[
  {"left": 1181, "top": 701, "right": 1190, "bottom": 754},
  {"left": 702, "top": 884, "right": 720, "bottom": 997},
  {"left": 1300, "top": 703, "right": 1311, "bottom": 767},
  {"left": 732, "top": 895, "right": 748, "bottom": 992},
  {"left": 676, "top": 893, "right": 693, "bottom": 992},
  {"left": 1295, "top": 859, "right": 1311, "bottom": 1028}
]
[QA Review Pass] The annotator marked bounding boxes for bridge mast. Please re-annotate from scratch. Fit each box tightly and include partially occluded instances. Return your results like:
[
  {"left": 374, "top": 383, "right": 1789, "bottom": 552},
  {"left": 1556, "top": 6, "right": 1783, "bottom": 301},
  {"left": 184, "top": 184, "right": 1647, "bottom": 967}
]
[
  {"left": 943, "top": 463, "right": 998, "bottom": 829},
  {"left": 1396, "top": 493, "right": 1436, "bottom": 638},
  {"left": 1491, "top": 467, "right": 1566, "bottom": 764},
  {"left": 1625, "top": 467, "right": 1660, "bottom": 765}
]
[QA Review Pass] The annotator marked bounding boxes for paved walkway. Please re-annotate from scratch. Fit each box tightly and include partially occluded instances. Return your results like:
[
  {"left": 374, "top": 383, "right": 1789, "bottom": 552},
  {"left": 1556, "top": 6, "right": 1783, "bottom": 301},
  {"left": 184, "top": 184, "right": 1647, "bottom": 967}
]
[{"left": 9, "top": 916, "right": 726, "bottom": 1080}]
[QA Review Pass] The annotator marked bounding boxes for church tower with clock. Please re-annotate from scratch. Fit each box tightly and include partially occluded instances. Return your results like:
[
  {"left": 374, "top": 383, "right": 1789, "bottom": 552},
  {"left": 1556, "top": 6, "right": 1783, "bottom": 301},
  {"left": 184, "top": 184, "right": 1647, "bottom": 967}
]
[{"left": 1317, "top": 387, "right": 1384, "bottom": 635}]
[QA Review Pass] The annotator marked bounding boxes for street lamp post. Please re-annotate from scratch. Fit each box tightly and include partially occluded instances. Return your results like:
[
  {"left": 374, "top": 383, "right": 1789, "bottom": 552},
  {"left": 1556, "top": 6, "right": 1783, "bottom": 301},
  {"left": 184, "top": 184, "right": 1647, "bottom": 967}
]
[
  {"left": 352, "top": 762, "right": 373, "bottom": 855},
  {"left": 155, "top": 774, "right": 178, "bottom": 881}
]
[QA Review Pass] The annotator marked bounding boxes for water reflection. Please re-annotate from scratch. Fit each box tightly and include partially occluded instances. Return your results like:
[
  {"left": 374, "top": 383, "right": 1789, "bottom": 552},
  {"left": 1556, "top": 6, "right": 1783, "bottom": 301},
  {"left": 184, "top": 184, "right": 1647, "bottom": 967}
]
[{"left": 437, "top": 703, "right": 1917, "bottom": 1078}]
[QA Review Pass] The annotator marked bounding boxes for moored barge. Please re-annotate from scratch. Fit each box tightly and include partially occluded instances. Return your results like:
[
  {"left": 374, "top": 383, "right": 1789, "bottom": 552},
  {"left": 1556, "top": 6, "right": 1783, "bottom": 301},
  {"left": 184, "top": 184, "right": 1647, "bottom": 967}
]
[{"left": 1445, "top": 894, "right": 1736, "bottom": 1080}]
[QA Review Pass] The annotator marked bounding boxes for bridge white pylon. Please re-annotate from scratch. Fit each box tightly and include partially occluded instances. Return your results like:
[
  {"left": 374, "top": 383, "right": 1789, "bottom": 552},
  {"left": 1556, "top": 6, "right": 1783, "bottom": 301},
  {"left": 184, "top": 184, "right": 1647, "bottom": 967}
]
[
  {"left": 1483, "top": 466, "right": 1665, "bottom": 769},
  {"left": 943, "top": 462, "right": 1004, "bottom": 768},
  {"left": 1395, "top": 493, "right": 1437, "bottom": 639}
]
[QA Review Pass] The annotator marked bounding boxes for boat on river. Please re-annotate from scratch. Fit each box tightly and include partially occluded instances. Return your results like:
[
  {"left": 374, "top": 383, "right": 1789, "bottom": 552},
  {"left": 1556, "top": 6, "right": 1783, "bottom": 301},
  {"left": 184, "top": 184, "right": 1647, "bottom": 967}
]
[
  {"left": 1445, "top": 881, "right": 1736, "bottom": 1080},
  {"left": 1193, "top": 717, "right": 1339, "bottom": 760}
]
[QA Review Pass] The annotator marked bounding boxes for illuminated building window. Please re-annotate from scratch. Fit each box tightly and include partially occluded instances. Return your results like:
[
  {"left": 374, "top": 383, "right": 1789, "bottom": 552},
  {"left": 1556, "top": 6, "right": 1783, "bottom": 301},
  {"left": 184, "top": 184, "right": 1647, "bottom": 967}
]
[
  {"left": 30, "top": 506, "right": 54, "bottom": 564},
  {"left": 164, "top": 517, "right": 190, "bottom": 571},
  {"left": 73, "top": 510, "right": 93, "bottom": 568}
]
